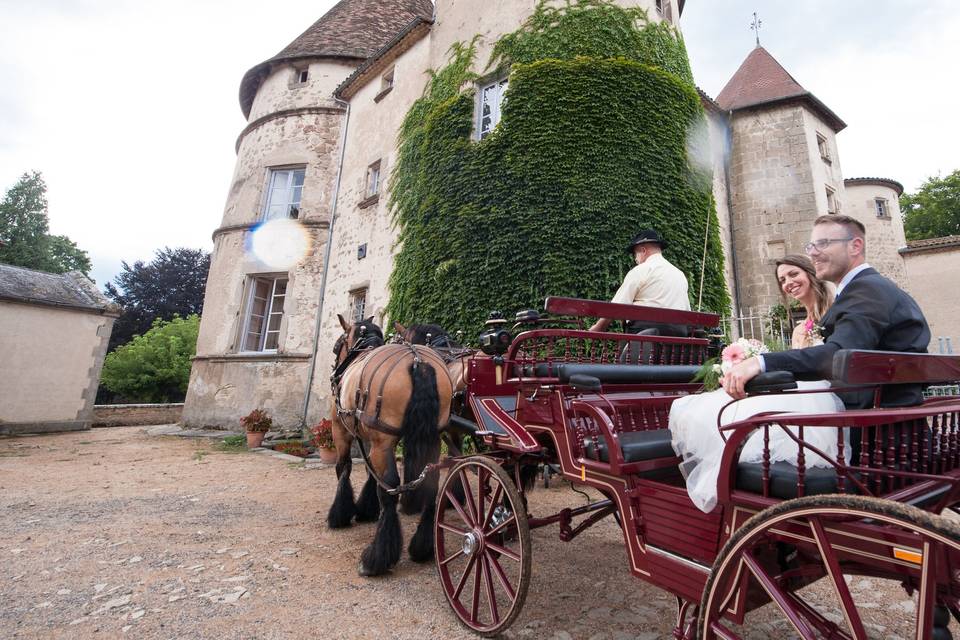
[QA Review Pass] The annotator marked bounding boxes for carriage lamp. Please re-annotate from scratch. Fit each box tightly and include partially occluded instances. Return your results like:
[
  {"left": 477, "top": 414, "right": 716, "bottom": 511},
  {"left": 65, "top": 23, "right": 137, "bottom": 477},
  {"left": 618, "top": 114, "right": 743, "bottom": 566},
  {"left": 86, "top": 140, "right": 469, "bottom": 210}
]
[{"left": 478, "top": 311, "right": 512, "bottom": 356}]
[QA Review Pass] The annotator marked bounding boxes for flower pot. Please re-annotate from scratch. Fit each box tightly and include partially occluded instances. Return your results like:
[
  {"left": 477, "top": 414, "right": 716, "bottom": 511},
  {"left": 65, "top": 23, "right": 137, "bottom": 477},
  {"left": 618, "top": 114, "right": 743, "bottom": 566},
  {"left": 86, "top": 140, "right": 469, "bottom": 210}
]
[
  {"left": 246, "top": 431, "right": 266, "bottom": 449},
  {"left": 318, "top": 447, "right": 337, "bottom": 464}
]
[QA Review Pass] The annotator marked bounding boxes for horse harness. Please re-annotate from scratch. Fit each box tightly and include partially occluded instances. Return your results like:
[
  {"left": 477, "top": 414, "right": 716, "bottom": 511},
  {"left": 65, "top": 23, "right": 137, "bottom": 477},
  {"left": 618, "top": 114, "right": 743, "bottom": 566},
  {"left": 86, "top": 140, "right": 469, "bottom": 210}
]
[{"left": 333, "top": 342, "right": 453, "bottom": 438}]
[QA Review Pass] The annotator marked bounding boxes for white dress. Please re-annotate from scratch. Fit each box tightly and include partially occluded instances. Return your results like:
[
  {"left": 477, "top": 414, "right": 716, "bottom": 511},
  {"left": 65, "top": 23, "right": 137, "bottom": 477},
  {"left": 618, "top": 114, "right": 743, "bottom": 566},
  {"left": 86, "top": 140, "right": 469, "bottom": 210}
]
[{"left": 668, "top": 330, "right": 847, "bottom": 513}]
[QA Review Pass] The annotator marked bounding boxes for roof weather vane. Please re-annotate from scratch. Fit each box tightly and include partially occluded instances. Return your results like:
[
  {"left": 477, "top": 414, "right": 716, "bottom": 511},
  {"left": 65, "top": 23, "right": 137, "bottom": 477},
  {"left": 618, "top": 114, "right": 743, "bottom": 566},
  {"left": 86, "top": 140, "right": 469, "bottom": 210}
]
[{"left": 750, "top": 12, "right": 762, "bottom": 47}]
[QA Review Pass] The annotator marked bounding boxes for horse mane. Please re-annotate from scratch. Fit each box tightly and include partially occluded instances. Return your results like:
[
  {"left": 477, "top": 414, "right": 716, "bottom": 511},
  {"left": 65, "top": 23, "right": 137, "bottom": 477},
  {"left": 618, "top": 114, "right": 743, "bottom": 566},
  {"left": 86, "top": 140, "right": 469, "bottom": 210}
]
[
  {"left": 404, "top": 323, "right": 460, "bottom": 349},
  {"left": 357, "top": 318, "right": 384, "bottom": 343}
]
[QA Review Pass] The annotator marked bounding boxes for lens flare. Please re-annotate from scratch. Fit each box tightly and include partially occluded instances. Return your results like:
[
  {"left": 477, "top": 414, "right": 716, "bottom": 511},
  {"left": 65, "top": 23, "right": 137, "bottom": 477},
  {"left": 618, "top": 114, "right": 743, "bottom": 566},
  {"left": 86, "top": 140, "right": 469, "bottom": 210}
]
[
  {"left": 685, "top": 116, "right": 714, "bottom": 178},
  {"left": 246, "top": 219, "right": 311, "bottom": 270}
]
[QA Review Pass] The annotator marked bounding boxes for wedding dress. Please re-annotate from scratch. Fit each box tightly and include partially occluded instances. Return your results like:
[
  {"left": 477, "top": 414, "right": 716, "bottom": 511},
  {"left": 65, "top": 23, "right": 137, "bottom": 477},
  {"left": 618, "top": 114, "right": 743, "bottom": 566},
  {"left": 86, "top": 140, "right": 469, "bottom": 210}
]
[{"left": 668, "top": 327, "right": 847, "bottom": 512}]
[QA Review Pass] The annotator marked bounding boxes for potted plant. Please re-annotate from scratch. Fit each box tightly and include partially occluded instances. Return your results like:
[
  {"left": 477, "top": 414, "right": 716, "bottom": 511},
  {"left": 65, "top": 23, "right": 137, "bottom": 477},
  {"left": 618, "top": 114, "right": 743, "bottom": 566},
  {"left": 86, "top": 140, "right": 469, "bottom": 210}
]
[
  {"left": 310, "top": 419, "right": 337, "bottom": 464},
  {"left": 241, "top": 408, "right": 271, "bottom": 448}
]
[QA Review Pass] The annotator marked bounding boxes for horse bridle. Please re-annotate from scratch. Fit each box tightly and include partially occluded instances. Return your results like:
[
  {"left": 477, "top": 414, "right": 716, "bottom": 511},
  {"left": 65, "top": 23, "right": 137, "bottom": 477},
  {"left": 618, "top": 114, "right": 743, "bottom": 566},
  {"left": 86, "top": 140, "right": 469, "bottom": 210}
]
[{"left": 331, "top": 327, "right": 384, "bottom": 383}]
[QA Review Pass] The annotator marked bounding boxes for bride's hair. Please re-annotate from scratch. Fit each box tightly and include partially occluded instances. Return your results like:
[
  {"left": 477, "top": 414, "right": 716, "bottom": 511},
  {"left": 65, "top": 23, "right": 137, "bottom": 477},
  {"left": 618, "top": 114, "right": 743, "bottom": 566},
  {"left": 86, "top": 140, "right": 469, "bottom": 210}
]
[{"left": 774, "top": 254, "right": 832, "bottom": 322}]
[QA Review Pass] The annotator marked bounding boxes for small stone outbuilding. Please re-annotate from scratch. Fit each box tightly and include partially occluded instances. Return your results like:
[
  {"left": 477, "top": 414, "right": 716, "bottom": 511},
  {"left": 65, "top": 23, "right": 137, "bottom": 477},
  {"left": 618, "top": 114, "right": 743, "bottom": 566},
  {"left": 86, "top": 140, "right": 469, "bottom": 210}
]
[{"left": 0, "top": 265, "right": 119, "bottom": 434}]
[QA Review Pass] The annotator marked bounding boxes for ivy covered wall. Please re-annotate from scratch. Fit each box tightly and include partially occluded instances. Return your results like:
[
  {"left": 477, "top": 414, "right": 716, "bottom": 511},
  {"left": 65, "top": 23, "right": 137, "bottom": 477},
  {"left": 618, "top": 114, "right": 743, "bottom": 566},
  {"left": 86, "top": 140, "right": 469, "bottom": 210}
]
[{"left": 387, "top": 0, "right": 729, "bottom": 333}]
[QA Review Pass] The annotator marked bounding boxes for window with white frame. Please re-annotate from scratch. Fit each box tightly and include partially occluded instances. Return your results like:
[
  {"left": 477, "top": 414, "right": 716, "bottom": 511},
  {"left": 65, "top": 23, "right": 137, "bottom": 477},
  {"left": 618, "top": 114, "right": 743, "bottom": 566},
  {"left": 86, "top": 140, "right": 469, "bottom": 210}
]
[
  {"left": 875, "top": 198, "right": 889, "bottom": 218},
  {"left": 477, "top": 78, "right": 508, "bottom": 140},
  {"left": 655, "top": 0, "right": 672, "bottom": 21},
  {"left": 825, "top": 185, "right": 838, "bottom": 214},
  {"left": 349, "top": 288, "right": 367, "bottom": 323},
  {"left": 817, "top": 132, "right": 831, "bottom": 163},
  {"left": 241, "top": 276, "right": 287, "bottom": 352},
  {"left": 263, "top": 168, "right": 305, "bottom": 220},
  {"left": 296, "top": 68, "right": 309, "bottom": 84},
  {"left": 365, "top": 160, "right": 381, "bottom": 199}
]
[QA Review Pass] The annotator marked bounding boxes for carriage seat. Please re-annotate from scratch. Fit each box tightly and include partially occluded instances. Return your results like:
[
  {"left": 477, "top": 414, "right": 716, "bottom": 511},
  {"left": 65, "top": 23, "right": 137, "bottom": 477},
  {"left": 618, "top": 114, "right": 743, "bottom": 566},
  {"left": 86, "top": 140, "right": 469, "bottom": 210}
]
[
  {"left": 557, "top": 364, "right": 700, "bottom": 385},
  {"left": 583, "top": 429, "right": 675, "bottom": 463},
  {"left": 735, "top": 462, "right": 849, "bottom": 499}
]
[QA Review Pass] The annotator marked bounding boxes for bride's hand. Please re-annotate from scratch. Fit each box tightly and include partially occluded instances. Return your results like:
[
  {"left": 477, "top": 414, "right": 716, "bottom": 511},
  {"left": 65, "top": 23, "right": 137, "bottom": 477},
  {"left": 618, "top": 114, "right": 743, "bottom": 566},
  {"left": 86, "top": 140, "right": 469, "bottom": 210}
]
[{"left": 720, "top": 357, "right": 761, "bottom": 400}]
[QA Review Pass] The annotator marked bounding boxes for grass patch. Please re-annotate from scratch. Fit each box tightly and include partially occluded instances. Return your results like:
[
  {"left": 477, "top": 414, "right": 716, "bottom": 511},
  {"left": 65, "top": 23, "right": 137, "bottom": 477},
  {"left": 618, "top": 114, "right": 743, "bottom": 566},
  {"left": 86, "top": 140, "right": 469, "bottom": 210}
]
[
  {"left": 193, "top": 450, "right": 209, "bottom": 462},
  {"left": 214, "top": 435, "right": 248, "bottom": 453}
]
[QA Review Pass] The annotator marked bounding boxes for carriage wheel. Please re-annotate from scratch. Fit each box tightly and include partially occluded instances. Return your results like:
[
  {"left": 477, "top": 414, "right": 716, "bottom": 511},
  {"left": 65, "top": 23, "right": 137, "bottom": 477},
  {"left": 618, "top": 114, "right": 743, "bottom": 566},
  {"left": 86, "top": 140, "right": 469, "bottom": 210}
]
[
  {"left": 434, "top": 456, "right": 532, "bottom": 637},
  {"left": 699, "top": 495, "right": 960, "bottom": 640}
]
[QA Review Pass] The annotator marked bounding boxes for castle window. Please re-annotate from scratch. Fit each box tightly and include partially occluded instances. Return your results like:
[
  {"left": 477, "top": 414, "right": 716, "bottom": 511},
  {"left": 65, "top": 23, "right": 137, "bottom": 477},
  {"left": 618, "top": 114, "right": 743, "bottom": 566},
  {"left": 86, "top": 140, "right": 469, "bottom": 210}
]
[
  {"left": 366, "top": 160, "right": 381, "bottom": 198},
  {"left": 241, "top": 276, "right": 287, "bottom": 352},
  {"left": 296, "top": 68, "right": 309, "bottom": 84},
  {"left": 349, "top": 288, "right": 367, "bottom": 323},
  {"left": 655, "top": 0, "right": 672, "bottom": 21},
  {"left": 477, "top": 78, "right": 508, "bottom": 140},
  {"left": 825, "top": 185, "right": 838, "bottom": 214},
  {"left": 263, "top": 168, "right": 305, "bottom": 220},
  {"left": 875, "top": 198, "right": 889, "bottom": 218},
  {"left": 817, "top": 132, "right": 831, "bottom": 163}
]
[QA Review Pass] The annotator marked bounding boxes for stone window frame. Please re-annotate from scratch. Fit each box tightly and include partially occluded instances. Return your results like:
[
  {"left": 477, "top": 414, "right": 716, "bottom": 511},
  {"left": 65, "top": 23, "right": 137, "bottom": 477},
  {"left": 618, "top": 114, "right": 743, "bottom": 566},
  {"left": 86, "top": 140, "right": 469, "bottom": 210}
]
[
  {"left": 875, "top": 197, "right": 890, "bottom": 219},
  {"left": 825, "top": 185, "right": 839, "bottom": 214},
  {"left": 289, "top": 66, "right": 309, "bottom": 89},
  {"left": 238, "top": 274, "right": 288, "bottom": 353},
  {"left": 816, "top": 132, "right": 831, "bottom": 164},
  {"left": 349, "top": 287, "right": 368, "bottom": 323},
  {"left": 359, "top": 159, "right": 382, "bottom": 209},
  {"left": 375, "top": 67, "right": 395, "bottom": 103},
  {"left": 261, "top": 166, "right": 306, "bottom": 221},
  {"left": 475, "top": 75, "right": 509, "bottom": 141}
]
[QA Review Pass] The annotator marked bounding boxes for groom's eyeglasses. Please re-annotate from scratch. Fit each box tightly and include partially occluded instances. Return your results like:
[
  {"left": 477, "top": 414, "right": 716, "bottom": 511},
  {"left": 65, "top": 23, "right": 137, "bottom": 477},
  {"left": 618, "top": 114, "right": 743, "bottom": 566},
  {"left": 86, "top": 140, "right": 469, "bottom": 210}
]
[{"left": 804, "top": 237, "right": 853, "bottom": 255}]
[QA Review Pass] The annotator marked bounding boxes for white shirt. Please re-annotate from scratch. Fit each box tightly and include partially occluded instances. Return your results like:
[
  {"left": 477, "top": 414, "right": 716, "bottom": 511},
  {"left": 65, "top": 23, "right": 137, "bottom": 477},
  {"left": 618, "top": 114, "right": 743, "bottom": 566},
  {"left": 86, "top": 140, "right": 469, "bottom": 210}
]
[
  {"left": 611, "top": 253, "right": 690, "bottom": 310},
  {"left": 835, "top": 263, "right": 871, "bottom": 298}
]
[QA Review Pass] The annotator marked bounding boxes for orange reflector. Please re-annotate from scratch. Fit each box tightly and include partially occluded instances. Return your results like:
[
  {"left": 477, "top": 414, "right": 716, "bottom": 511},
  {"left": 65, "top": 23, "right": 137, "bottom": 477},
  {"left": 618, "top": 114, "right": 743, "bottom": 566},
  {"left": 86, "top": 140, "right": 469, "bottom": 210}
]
[
  {"left": 580, "top": 465, "right": 586, "bottom": 481},
  {"left": 893, "top": 547, "right": 923, "bottom": 564}
]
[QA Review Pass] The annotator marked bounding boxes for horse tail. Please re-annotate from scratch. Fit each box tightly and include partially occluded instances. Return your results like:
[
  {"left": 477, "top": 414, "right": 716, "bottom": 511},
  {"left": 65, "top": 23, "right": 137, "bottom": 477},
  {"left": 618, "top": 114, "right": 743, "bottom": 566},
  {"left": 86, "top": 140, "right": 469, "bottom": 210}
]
[{"left": 399, "top": 356, "right": 441, "bottom": 514}]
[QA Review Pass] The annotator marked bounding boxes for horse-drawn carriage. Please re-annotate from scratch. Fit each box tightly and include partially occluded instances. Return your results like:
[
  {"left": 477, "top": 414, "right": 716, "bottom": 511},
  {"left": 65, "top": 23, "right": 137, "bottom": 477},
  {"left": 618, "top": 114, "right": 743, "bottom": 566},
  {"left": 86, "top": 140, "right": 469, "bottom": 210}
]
[{"left": 331, "top": 297, "right": 960, "bottom": 639}]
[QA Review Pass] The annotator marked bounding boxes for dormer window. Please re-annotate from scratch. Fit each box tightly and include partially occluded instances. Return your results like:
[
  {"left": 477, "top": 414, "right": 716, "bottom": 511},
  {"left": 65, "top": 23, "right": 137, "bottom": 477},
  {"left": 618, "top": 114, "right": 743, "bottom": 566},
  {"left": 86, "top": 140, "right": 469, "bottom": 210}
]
[
  {"left": 476, "top": 77, "right": 508, "bottom": 140},
  {"left": 375, "top": 67, "right": 395, "bottom": 102}
]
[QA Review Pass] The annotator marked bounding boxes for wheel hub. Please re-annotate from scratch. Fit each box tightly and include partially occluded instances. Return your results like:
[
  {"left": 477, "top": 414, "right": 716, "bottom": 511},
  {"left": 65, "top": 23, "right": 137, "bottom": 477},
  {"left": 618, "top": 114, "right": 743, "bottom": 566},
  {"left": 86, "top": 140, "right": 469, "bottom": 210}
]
[{"left": 462, "top": 532, "right": 479, "bottom": 556}]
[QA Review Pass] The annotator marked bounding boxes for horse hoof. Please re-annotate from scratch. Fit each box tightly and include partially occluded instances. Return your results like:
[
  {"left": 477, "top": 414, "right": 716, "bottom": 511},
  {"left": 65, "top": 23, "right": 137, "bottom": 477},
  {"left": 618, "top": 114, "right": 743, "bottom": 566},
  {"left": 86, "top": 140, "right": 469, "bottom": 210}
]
[{"left": 358, "top": 559, "right": 388, "bottom": 577}]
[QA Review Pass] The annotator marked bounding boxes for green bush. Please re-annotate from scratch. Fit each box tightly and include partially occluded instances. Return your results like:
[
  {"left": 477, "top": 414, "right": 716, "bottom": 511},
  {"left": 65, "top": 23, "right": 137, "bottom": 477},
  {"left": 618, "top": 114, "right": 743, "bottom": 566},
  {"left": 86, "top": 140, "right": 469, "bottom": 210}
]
[
  {"left": 99, "top": 315, "right": 199, "bottom": 403},
  {"left": 387, "top": 0, "right": 728, "bottom": 334}
]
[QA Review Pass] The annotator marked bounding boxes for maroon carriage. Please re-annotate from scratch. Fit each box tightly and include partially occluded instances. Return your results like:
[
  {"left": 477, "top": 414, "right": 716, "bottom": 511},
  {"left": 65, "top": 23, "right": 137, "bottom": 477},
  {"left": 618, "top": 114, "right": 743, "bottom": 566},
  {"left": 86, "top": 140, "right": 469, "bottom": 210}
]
[{"left": 431, "top": 296, "right": 960, "bottom": 639}]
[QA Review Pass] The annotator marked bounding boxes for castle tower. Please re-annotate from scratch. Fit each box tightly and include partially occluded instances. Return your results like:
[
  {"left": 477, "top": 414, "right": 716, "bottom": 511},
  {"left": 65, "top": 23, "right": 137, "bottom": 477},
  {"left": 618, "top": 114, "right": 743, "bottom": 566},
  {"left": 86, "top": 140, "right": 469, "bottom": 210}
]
[
  {"left": 842, "top": 177, "right": 908, "bottom": 287},
  {"left": 717, "top": 46, "right": 847, "bottom": 314},
  {"left": 182, "top": 0, "right": 433, "bottom": 430}
]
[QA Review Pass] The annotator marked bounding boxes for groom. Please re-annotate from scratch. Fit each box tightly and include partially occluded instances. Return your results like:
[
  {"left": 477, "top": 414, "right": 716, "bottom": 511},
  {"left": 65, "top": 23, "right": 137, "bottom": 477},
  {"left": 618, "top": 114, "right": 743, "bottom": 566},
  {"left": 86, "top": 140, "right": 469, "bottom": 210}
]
[{"left": 722, "top": 214, "right": 930, "bottom": 409}]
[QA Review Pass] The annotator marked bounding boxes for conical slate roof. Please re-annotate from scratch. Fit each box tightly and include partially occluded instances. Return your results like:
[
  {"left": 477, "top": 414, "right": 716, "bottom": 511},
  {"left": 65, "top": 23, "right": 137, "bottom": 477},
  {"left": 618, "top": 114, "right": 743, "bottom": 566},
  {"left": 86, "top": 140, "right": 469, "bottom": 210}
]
[
  {"left": 239, "top": 0, "right": 434, "bottom": 118},
  {"left": 716, "top": 46, "right": 846, "bottom": 131}
]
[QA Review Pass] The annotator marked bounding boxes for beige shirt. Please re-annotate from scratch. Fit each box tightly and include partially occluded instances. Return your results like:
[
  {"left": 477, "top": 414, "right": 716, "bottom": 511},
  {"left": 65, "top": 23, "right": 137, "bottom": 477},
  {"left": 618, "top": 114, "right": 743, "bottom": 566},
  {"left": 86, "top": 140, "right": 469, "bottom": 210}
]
[{"left": 611, "top": 253, "right": 690, "bottom": 310}]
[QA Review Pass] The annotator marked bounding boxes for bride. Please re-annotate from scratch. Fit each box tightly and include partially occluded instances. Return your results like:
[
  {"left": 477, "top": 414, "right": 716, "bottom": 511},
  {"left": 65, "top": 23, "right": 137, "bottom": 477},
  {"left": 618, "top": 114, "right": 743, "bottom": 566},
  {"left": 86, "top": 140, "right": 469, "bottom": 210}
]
[{"left": 669, "top": 255, "right": 846, "bottom": 512}]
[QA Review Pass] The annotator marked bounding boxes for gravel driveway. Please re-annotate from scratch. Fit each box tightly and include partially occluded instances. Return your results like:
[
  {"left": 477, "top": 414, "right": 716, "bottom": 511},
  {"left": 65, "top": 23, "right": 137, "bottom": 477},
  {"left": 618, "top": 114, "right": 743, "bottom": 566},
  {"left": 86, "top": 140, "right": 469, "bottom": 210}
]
[{"left": 0, "top": 427, "right": 950, "bottom": 639}]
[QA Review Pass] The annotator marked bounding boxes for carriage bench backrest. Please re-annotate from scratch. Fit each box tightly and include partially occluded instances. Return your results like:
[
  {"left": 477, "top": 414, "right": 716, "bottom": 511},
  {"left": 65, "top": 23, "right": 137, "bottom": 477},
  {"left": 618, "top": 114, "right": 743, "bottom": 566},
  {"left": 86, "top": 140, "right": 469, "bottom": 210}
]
[
  {"left": 556, "top": 363, "right": 700, "bottom": 385},
  {"left": 833, "top": 349, "right": 960, "bottom": 386}
]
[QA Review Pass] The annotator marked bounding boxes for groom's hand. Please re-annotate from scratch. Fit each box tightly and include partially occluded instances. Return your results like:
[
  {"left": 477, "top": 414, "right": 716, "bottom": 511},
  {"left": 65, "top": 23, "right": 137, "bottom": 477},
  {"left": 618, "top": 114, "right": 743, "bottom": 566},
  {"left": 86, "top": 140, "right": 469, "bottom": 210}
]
[{"left": 721, "top": 357, "right": 762, "bottom": 400}]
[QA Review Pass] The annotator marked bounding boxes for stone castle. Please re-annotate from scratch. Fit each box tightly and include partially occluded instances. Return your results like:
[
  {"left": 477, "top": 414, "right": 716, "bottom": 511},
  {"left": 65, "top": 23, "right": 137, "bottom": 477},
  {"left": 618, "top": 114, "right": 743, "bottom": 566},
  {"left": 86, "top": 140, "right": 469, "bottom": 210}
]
[{"left": 182, "top": 0, "right": 917, "bottom": 430}]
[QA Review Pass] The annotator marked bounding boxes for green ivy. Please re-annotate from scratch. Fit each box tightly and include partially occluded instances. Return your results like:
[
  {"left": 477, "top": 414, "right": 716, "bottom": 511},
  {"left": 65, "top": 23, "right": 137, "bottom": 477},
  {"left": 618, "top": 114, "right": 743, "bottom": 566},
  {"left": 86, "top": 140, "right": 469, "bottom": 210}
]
[{"left": 387, "top": 0, "right": 728, "bottom": 334}]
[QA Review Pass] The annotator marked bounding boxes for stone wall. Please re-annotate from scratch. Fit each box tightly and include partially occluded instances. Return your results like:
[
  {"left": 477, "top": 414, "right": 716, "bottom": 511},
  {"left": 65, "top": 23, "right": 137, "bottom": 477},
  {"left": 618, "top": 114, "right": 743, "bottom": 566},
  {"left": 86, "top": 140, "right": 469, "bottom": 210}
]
[
  {"left": 93, "top": 403, "right": 183, "bottom": 427},
  {"left": 0, "top": 301, "right": 116, "bottom": 434},
  {"left": 901, "top": 239, "right": 960, "bottom": 351}
]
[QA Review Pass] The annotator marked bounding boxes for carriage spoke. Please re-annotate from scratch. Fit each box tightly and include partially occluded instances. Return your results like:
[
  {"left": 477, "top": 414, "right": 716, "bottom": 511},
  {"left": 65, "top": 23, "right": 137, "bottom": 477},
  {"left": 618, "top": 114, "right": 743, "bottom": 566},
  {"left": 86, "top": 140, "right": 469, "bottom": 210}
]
[
  {"left": 439, "top": 548, "right": 465, "bottom": 567},
  {"left": 707, "top": 620, "right": 740, "bottom": 640},
  {"left": 809, "top": 516, "right": 867, "bottom": 640},
  {"left": 477, "top": 467, "right": 489, "bottom": 531},
  {"left": 482, "top": 482, "right": 505, "bottom": 530},
  {"left": 742, "top": 550, "right": 818, "bottom": 640},
  {"left": 438, "top": 520, "right": 469, "bottom": 536},
  {"left": 461, "top": 471, "right": 480, "bottom": 526},
  {"left": 481, "top": 552, "right": 500, "bottom": 624},
  {"left": 915, "top": 541, "right": 935, "bottom": 640},
  {"left": 484, "top": 539, "right": 521, "bottom": 563},
  {"left": 452, "top": 552, "right": 478, "bottom": 601},
  {"left": 488, "top": 554, "right": 517, "bottom": 600},
  {"left": 716, "top": 558, "right": 746, "bottom": 616},
  {"left": 471, "top": 553, "right": 482, "bottom": 624},
  {"left": 444, "top": 486, "right": 474, "bottom": 528}
]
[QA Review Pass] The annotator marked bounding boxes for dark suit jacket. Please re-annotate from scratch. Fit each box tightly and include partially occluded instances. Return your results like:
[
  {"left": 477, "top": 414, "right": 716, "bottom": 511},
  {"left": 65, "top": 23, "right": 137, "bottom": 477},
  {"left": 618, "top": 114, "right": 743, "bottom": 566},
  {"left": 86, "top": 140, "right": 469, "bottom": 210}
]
[{"left": 763, "top": 267, "right": 931, "bottom": 408}]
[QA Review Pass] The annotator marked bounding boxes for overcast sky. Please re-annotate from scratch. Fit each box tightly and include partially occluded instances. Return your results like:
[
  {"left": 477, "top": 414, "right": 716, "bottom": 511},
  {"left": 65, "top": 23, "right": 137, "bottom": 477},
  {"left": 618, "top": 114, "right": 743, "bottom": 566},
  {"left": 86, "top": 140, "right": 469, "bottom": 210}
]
[{"left": 2, "top": 0, "right": 958, "bottom": 289}]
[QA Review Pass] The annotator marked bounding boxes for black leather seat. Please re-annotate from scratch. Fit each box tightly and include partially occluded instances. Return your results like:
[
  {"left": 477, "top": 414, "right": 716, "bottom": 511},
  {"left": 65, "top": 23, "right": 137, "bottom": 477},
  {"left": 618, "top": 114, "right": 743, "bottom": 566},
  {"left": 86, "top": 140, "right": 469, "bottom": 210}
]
[
  {"left": 583, "top": 429, "right": 675, "bottom": 463},
  {"left": 557, "top": 364, "right": 700, "bottom": 385},
  {"left": 735, "top": 461, "right": 856, "bottom": 499}
]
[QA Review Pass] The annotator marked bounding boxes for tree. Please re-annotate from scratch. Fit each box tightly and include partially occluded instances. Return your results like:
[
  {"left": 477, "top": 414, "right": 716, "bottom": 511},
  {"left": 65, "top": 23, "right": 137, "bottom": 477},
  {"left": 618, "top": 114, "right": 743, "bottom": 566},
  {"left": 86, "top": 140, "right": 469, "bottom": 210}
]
[
  {"left": 0, "top": 171, "right": 91, "bottom": 274},
  {"left": 99, "top": 315, "right": 200, "bottom": 403},
  {"left": 901, "top": 169, "right": 960, "bottom": 240},
  {"left": 105, "top": 247, "right": 211, "bottom": 350}
]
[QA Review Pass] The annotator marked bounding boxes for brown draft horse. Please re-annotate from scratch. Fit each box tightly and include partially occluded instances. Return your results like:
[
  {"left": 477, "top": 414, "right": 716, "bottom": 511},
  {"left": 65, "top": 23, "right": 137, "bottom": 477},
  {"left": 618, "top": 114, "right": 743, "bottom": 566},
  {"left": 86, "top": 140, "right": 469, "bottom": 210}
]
[{"left": 328, "top": 315, "right": 453, "bottom": 576}]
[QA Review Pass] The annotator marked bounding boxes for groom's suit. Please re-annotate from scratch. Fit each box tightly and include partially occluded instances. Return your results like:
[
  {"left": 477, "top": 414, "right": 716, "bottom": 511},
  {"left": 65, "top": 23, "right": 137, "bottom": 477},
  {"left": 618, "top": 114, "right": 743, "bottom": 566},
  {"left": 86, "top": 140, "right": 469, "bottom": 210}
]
[{"left": 763, "top": 267, "right": 930, "bottom": 409}]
